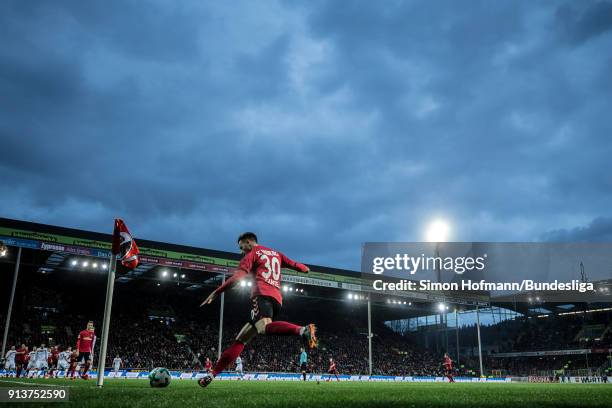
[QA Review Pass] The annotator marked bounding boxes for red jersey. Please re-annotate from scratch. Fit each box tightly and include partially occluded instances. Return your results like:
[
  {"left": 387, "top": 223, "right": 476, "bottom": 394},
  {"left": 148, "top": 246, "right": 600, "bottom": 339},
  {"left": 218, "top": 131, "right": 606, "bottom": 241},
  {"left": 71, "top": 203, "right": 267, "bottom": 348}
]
[
  {"left": 15, "top": 348, "right": 28, "bottom": 364},
  {"left": 49, "top": 349, "right": 59, "bottom": 364},
  {"left": 329, "top": 361, "right": 337, "bottom": 372},
  {"left": 237, "top": 245, "right": 308, "bottom": 305},
  {"left": 444, "top": 356, "right": 453, "bottom": 369},
  {"left": 204, "top": 360, "right": 212, "bottom": 370},
  {"left": 15, "top": 347, "right": 27, "bottom": 363},
  {"left": 76, "top": 329, "right": 96, "bottom": 353}
]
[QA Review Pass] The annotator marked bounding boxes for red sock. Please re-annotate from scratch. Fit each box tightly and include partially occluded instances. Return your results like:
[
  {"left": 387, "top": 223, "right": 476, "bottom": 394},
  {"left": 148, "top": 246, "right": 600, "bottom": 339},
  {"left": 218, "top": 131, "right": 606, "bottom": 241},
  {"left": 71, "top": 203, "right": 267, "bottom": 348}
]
[
  {"left": 212, "top": 341, "right": 244, "bottom": 377},
  {"left": 264, "top": 321, "right": 302, "bottom": 336}
]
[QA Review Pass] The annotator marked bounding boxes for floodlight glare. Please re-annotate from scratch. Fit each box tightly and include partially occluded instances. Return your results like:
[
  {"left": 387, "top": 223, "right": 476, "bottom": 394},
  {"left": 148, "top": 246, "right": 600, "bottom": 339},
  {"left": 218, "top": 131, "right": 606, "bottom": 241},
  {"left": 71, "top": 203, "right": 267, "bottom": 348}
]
[
  {"left": 438, "top": 302, "right": 446, "bottom": 311},
  {"left": 71, "top": 260, "right": 78, "bottom": 266},
  {"left": 162, "top": 270, "right": 168, "bottom": 277},
  {"left": 426, "top": 219, "right": 450, "bottom": 242},
  {"left": 240, "top": 280, "right": 246, "bottom": 287}
]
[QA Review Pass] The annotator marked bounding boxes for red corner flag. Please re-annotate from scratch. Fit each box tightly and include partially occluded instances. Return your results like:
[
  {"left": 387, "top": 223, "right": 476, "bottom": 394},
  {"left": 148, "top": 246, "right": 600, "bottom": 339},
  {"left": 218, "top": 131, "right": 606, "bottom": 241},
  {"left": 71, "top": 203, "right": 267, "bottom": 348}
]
[{"left": 111, "top": 219, "right": 140, "bottom": 269}]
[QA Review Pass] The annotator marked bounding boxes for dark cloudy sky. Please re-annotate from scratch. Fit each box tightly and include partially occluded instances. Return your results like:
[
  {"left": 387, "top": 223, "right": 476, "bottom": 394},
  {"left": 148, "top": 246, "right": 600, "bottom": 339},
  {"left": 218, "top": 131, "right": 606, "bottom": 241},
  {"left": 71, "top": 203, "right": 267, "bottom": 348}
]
[{"left": 1, "top": 1, "right": 612, "bottom": 270}]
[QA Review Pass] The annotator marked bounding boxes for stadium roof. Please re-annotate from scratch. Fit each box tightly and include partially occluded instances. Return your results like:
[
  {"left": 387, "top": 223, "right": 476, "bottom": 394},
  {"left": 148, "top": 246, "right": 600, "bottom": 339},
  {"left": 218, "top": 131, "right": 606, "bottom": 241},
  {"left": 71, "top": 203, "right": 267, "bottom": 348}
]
[
  {"left": 0, "top": 217, "right": 493, "bottom": 321},
  {"left": 3, "top": 217, "right": 609, "bottom": 320}
]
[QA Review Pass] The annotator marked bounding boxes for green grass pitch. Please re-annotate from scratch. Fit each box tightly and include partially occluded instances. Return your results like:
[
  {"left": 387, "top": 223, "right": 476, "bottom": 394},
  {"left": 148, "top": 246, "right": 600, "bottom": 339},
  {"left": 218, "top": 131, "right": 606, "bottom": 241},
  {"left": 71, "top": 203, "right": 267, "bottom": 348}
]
[{"left": 1, "top": 378, "right": 611, "bottom": 408}]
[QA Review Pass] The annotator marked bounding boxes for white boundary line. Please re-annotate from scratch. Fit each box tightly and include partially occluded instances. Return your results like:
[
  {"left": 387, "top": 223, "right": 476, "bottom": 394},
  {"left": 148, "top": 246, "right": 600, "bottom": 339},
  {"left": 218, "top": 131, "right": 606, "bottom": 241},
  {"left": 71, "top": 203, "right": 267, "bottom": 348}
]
[{"left": 0, "top": 379, "right": 71, "bottom": 388}]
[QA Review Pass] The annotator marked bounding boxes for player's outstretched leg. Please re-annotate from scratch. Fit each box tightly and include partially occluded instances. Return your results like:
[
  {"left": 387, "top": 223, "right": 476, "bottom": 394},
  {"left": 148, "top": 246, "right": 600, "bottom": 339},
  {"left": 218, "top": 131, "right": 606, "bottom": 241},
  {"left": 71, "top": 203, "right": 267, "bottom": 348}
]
[
  {"left": 264, "top": 322, "right": 318, "bottom": 349},
  {"left": 198, "top": 341, "right": 245, "bottom": 388}
]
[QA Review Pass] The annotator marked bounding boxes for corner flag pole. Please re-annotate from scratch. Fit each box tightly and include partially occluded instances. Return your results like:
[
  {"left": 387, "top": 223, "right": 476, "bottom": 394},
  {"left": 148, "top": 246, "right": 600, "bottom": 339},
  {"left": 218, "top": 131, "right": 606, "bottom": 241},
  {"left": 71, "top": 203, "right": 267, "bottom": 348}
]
[{"left": 96, "top": 250, "right": 117, "bottom": 387}]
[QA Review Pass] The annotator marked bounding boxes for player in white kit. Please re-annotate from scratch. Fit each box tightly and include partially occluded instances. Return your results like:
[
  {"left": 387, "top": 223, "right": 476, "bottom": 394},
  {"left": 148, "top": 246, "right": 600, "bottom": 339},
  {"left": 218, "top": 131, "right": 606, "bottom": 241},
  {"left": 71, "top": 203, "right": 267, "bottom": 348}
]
[
  {"left": 235, "top": 356, "right": 244, "bottom": 379},
  {"left": 35, "top": 344, "right": 49, "bottom": 378},
  {"left": 112, "top": 355, "right": 122, "bottom": 377},
  {"left": 58, "top": 347, "right": 72, "bottom": 375},
  {"left": 26, "top": 347, "right": 38, "bottom": 377},
  {"left": 4, "top": 346, "right": 17, "bottom": 377}
]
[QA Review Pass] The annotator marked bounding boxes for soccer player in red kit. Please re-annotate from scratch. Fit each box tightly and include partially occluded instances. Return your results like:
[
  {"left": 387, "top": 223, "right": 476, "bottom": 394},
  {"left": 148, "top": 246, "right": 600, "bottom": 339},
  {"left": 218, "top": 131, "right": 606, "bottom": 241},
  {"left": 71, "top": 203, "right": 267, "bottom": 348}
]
[
  {"left": 15, "top": 344, "right": 27, "bottom": 378},
  {"left": 443, "top": 352, "right": 455, "bottom": 382},
  {"left": 47, "top": 346, "right": 59, "bottom": 378},
  {"left": 75, "top": 321, "right": 96, "bottom": 379},
  {"left": 198, "top": 232, "right": 317, "bottom": 388},
  {"left": 204, "top": 357, "right": 212, "bottom": 373},
  {"left": 67, "top": 350, "right": 78, "bottom": 380},
  {"left": 326, "top": 357, "right": 340, "bottom": 382}
]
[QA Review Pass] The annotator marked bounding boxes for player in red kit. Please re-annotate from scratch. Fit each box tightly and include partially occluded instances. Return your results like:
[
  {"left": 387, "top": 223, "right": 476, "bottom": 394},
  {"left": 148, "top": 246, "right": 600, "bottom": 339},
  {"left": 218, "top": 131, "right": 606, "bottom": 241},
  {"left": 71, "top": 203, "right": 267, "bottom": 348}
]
[
  {"left": 326, "top": 357, "right": 340, "bottom": 382},
  {"left": 75, "top": 321, "right": 96, "bottom": 379},
  {"left": 443, "top": 352, "right": 455, "bottom": 383},
  {"left": 15, "top": 345, "right": 27, "bottom": 378},
  {"left": 67, "top": 350, "right": 78, "bottom": 380},
  {"left": 47, "top": 346, "right": 59, "bottom": 378},
  {"left": 204, "top": 357, "right": 212, "bottom": 373},
  {"left": 198, "top": 232, "right": 317, "bottom": 388}
]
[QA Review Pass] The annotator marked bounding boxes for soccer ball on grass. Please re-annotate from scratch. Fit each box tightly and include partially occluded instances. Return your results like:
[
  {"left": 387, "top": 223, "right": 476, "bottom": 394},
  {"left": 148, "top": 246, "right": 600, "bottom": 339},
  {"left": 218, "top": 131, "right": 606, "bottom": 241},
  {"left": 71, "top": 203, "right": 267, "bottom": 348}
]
[{"left": 149, "top": 367, "right": 171, "bottom": 388}]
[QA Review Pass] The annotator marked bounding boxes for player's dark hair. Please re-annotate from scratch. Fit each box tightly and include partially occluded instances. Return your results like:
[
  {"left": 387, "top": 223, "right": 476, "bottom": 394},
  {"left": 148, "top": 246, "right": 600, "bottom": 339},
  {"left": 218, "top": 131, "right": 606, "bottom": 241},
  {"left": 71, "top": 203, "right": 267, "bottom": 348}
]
[{"left": 237, "top": 232, "right": 258, "bottom": 243}]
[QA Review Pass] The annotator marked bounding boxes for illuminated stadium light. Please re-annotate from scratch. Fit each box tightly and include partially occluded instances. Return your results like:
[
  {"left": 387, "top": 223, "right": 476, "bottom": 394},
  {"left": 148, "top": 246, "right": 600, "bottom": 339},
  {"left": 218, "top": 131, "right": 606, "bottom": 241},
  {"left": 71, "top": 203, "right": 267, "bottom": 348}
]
[
  {"left": 173, "top": 272, "right": 178, "bottom": 278},
  {"left": 102, "top": 263, "right": 108, "bottom": 270},
  {"left": 299, "top": 289, "right": 304, "bottom": 293},
  {"left": 162, "top": 270, "right": 168, "bottom": 277},
  {"left": 181, "top": 274, "right": 186, "bottom": 279},
  {"left": 240, "top": 280, "right": 247, "bottom": 287},
  {"left": 282, "top": 285, "right": 288, "bottom": 292},
  {"left": 247, "top": 281, "right": 252, "bottom": 287},
  {"left": 92, "top": 263, "right": 98, "bottom": 268},
  {"left": 156, "top": 283, "right": 161, "bottom": 287},
  {"left": 82, "top": 261, "right": 89, "bottom": 267},
  {"left": 71, "top": 259, "right": 78, "bottom": 266},
  {"left": 438, "top": 302, "right": 446, "bottom": 311},
  {"left": 408, "top": 302, "right": 412, "bottom": 306},
  {"left": 0, "top": 243, "right": 8, "bottom": 257},
  {"left": 425, "top": 219, "right": 450, "bottom": 242},
  {"left": 348, "top": 293, "right": 353, "bottom": 300}
]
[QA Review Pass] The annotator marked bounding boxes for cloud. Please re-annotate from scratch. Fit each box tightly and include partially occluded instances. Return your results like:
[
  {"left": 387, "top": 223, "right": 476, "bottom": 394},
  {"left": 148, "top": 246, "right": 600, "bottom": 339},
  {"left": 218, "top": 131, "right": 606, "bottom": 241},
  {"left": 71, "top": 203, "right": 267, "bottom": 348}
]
[
  {"left": 1, "top": 0, "right": 612, "bottom": 270},
  {"left": 542, "top": 217, "right": 612, "bottom": 242}
]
